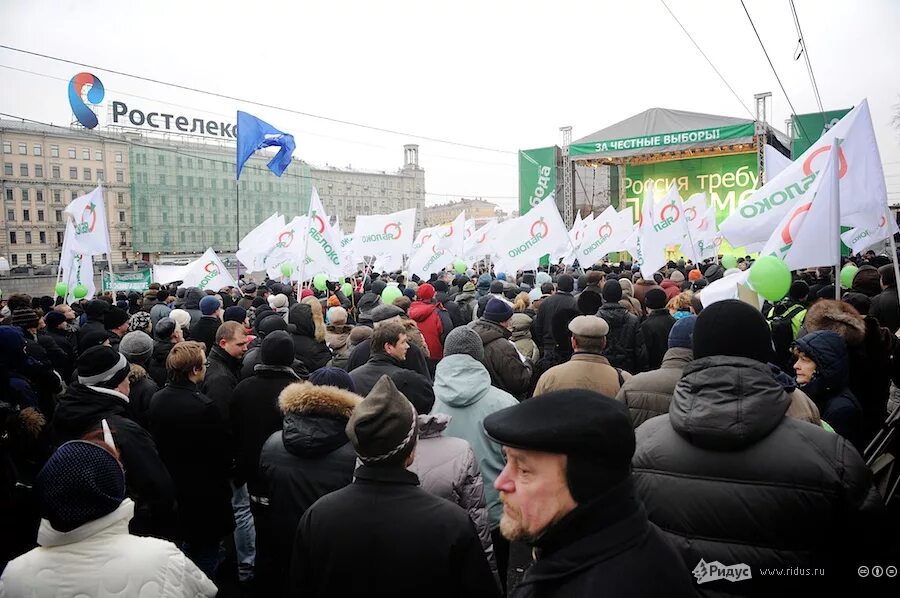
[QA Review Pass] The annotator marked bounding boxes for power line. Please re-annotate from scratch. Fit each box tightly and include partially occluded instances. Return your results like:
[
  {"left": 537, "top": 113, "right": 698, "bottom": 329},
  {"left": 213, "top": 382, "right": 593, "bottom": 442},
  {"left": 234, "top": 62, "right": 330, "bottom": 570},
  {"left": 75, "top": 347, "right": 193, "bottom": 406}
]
[
  {"left": 659, "top": 0, "right": 755, "bottom": 119},
  {"left": 738, "top": 0, "right": 811, "bottom": 142},
  {"left": 0, "top": 44, "right": 515, "bottom": 155},
  {"left": 788, "top": 0, "right": 824, "bottom": 115}
]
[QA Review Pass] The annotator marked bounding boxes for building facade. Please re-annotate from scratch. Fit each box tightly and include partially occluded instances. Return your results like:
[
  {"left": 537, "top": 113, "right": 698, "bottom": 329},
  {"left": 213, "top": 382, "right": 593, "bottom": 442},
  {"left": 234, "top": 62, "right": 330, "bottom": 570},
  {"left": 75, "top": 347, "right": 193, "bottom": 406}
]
[
  {"left": 0, "top": 120, "right": 131, "bottom": 268},
  {"left": 421, "top": 197, "right": 498, "bottom": 227}
]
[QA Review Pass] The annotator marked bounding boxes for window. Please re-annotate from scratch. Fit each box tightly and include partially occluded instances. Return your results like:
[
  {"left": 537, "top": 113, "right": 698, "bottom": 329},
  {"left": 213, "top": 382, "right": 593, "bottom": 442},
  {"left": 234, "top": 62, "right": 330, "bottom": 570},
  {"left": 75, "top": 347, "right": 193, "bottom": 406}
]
[
  {"left": 18, "top": 143, "right": 26, "bottom": 155},
  {"left": 5, "top": 189, "right": 12, "bottom": 202},
  {"left": 95, "top": 150, "right": 102, "bottom": 161},
  {"left": 34, "top": 165, "right": 43, "bottom": 178},
  {"left": 68, "top": 147, "right": 76, "bottom": 159},
  {"left": 120, "top": 231, "right": 126, "bottom": 244},
  {"left": 40, "top": 254, "right": 47, "bottom": 265},
  {"left": 176, "top": 157, "right": 182, "bottom": 167},
  {"left": 22, "top": 209, "right": 30, "bottom": 221},
  {"left": 10, "top": 255, "right": 16, "bottom": 266},
  {"left": 189, "top": 213, "right": 195, "bottom": 224},
  {"left": 180, "top": 231, "right": 186, "bottom": 243},
  {"left": 55, "top": 209, "right": 61, "bottom": 221},
  {"left": 115, "top": 152, "right": 123, "bottom": 163},
  {"left": 53, "top": 192, "right": 60, "bottom": 203},
  {"left": 37, "top": 210, "right": 44, "bottom": 221},
  {"left": 69, "top": 167, "right": 77, "bottom": 180},
  {"left": 9, "top": 232, "right": 15, "bottom": 244},
  {"left": 3, "top": 163, "right": 10, "bottom": 176},
  {"left": 118, "top": 193, "right": 124, "bottom": 205},
  {"left": 96, "top": 169, "right": 103, "bottom": 181},
  {"left": 83, "top": 168, "right": 91, "bottom": 181},
  {"left": 33, "top": 145, "right": 42, "bottom": 156},
  {"left": 2, "top": 142, "right": 10, "bottom": 154},
  {"left": 36, "top": 191, "right": 43, "bottom": 202},
  {"left": 25, "top": 231, "right": 31, "bottom": 243},
  {"left": 187, "top": 176, "right": 193, "bottom": 188},
  {"left": 56, "top": 231, "right": 63, "bottom": 245},
  {"left": 51, "top": 165, "right": 60, "bottom": 179},
  {"left": 142, "top": 232, "right": 147, "bottom": 243},
  {"left": 50, "top": 145, "right": 59, "bottom": 158},
  {"left": 176, "top": 175, "right": 183, "bottom": 187},
  {"left": 115, "top": 171, "right": 123, "bottom": 183},
  {"left": 39, "top": 232, "right": 45, "bottom": 244},
  {"left": 25, "top": 254, "right": 32, "bottom": 265},
  {"left": 158, "top": 155, "right": 165, "bottom": 166},
  {"left": 178, "top": 213, "right": 184, "bottom": 223},
  {"left": 82, "top": 149, "right": 90, "bottom": 160},
  {"left": 21, "top": 189, "right": 27, "bottom": 202},
  {"left": 162, "top": 212, "right": 168, "bottom": 223},
  {"left": 119, "top": 211, "right": 125, "bottom": 222},
  {"left": 19, "top": 164, "right": 28, "bottom": 176},
  {"left": 158, "top": 174, "right": 166, "bottom": 185}
]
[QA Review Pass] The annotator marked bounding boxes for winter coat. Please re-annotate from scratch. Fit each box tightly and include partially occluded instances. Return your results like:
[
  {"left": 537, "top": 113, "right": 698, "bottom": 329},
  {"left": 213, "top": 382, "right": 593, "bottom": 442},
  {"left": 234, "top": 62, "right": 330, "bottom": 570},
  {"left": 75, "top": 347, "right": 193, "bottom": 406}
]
[
  {"left": 44, "top": 327, "right": 77, "bottom": 380},
  {"left": 510, "top": 313, "right": 540, "bottom": 362},
  {"left": 436, "top": 291, "right": 466, "bottom": 329},
  {"left": 50, "top": 384, "right": 177, "bottom": 540},
  {"left": 869, "top": 285, "right": 900, "bottom": 333},
  {"left": 533, "top": 291, "right": 577, "bottom": 351},
  {"left": 149, "top": 302, "right": 171, "bottom": 329},
  {"left": 409, "top": 300, "right": 447, "bottom": 360},
  {"left": 289, "top": 303, "right": 333, "bottom": 372},
  {"left": 618, "top": 279, "right": 644, "bottom": 318},
  {"left": 631, "top": 279, "right": 660, "bottom": 309},
  {"left": 349, "top": 353, "right": 408, "bottom": 397},
  {"left": 147, "top": 339, "right": 175, "bottom": 387},
  {"left": 148, "top": 382, "right": 235, "bottom": 544},
  {"left": 190, "top": 315, "right": 221, "bottom": 353},
  {"left": 639, "top": 310, "right": 676, "bottom": 370},
  {"left": 510, "top": 480, "right": 695, "bottom": 598},
  {"left": 346, "top": 337, "right": 432, "bottom": 381},
  {"left": 407, "top": 413, "right": 494, "bottom": 574},
  {"left": 794, "top": 331, "right": 864, "bottom": 451},
  {"left": 240, "top": 345, "right": 309, "bottom": 381},
  {"left": 257, "top": 382, "right": 359, "bottom": 594},
  {"left": 0, "top": 500, "right": 216, "bottom": 598},
  {"left": 402, "top": 317, "right": 431, "bottom": 359},
  {"left": 231, "top": 364, "right": 304, "bottom": 492},
  {"left": 534, "top": 352, "right": 629, "bottom": 398},
  {"left": 288, "top": 464, "right": 498, "bottom": 598},
  {"left": 615, "top": 347, "right": 692, "bottom": 428},
  {"left": 471, "top": 319, "right": 533, "bottom": 400},
  {"left": 76, "top": 315, "right": 105, "bottom": 346},
  {"left": 597, "top": 302, "right": 646, "bottom": 374},
  {"left": 325, "top": 324, "right": 354, "bottom": 363},
  {"left": 633, "top": 355, "right": 885, "bottom": 593},
  {"left": 659, "top": 279, "right": 680, "bottom": 300},
  {"left": 200, "top": 345, "right": 242, "bottom": 422},
  {"left": 432, "top": 354, "right": 519, "bottom": 529},
  {"left": 183, "top": 288, "right": 204, "bottom": 327},
  {"left": 454, "top": 291, "right": 478, "bottom": 324},
  {"left": 128, "top": 364, "right": 159, "bottom": 429}
]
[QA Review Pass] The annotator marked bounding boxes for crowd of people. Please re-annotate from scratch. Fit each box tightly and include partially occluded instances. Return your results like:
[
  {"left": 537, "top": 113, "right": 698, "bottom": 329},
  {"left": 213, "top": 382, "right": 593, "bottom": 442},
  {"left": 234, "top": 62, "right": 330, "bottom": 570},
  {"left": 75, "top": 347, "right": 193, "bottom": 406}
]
[{"left": 0, "top": 251, "right": 898, "bottom": 596}]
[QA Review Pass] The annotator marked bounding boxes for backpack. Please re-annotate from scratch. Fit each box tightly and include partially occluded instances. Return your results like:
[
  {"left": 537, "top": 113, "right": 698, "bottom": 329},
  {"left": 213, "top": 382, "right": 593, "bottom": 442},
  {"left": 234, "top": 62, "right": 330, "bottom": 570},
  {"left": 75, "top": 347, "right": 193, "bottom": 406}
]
[{"left": 767, "top": 303, "right": 805, "bottom": 373}]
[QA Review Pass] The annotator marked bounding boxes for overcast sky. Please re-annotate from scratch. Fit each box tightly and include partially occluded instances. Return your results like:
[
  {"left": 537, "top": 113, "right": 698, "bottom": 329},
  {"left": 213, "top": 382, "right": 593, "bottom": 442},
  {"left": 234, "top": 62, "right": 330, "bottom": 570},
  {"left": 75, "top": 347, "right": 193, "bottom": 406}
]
[{"left": 1, "top": 0, "right": 898, "bottom": 214}]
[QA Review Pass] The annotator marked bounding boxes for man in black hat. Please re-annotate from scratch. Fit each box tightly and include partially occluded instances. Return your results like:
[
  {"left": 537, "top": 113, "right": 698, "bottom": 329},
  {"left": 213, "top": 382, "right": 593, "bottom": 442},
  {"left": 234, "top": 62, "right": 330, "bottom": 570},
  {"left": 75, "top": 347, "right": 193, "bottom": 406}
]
[
  {"left": 532, "top": 274, "right": 577, "bottom": 355},
  {"left": 483, "top": 389, "right": 695, "bottom": 597},
  {"left": 288, "top": 375, "right": 498, "bottom": 597},
  {"left": 77, "top": 299, "right": 109, "bottom": 345},
  {"left": 104, "top": 305, "right": 130, "bottom": 352},
  {"left": 596, "top": 280, "right": 646, "bottom": 374},
  {"left": 640, "top": 287, "right": 676, "bottom": 370}
]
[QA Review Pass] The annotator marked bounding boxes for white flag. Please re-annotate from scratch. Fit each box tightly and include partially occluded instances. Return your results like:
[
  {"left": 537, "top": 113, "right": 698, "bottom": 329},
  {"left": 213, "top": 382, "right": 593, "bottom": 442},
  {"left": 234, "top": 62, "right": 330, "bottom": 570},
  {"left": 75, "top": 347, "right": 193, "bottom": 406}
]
[
  {"left": 156, "top": 249, "right": 237, "bottom": 290},
  {"left": 63, "top": 186, "right": 111, "bottom": 258},
  {"left": 721, "top": 100, "right": 886, "bottom": 248},
  {"left": 841, "top": 214, "right": 899, "bottom": 255},
  {"left": 236, "top": 214, "right": 286, "bottom": 271},
  {"left": 759, "top": 145, "right": 840, "bottom": 270},
  {"left": 436, "top": 211, "right": 466, "bottom": 258},
  {"left": 339, "top": 234, "right": 357, "bottom": 276},
  {"left": 764, "top": 145, "right": 793, "bottom": 183},
  {"left": 239, "top": 213, "right": 283, "bottom": 249},
  {"left": 492, "top": 198, "right": 570, "bottom": 274},
  {"left": 699, "top": 269, "right": 751, "bottom": 307},
  {"left": 407, "top": 244, "right": 452, "bottom": 280},
  {"left": 351, "top": 208, "right": 416, "bottom": 260},
  {"left": 637, "top": 184, "right": 688, "bottom": 278},
  {"left": 60, "top": 221, "right": 96, "bottom": 302},
  {"left": 465, "top": 219, "right": 498, "bottom": 261},
  {"left": 578, "top": 207, "right": 632, "bottom": 265},
  {"left": 297, "top": 187, "right": 344, "bottom": 281}
]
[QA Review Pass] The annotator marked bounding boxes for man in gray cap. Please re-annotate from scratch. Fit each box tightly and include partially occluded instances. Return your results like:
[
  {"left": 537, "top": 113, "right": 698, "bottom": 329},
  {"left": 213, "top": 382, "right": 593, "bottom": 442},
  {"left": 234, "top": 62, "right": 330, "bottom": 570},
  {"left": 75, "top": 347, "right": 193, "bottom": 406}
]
[
  {"left": 289, "top": 375, "right": 498, "bottom": 597},
  {"left": 484, "top": 389, "right": 696, "bottom": 597},
  {"left": 533, "top": 315, "right": 630, "bottom": 397}
]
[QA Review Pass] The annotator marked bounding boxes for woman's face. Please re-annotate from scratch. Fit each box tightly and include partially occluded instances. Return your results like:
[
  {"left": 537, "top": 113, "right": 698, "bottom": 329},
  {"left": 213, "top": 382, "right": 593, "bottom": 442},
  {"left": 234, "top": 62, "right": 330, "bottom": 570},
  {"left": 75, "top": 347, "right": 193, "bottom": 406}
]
[{"left": 794, "top": 352, "right": 817, "bottom": 385}]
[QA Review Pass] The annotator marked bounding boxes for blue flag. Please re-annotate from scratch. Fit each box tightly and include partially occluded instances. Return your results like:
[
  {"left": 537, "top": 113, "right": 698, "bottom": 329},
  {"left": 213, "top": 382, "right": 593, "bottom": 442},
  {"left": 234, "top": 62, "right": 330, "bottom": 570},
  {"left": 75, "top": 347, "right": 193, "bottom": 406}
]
[{"left": 235, "top": 111, "right": 296, "bottom": 180}]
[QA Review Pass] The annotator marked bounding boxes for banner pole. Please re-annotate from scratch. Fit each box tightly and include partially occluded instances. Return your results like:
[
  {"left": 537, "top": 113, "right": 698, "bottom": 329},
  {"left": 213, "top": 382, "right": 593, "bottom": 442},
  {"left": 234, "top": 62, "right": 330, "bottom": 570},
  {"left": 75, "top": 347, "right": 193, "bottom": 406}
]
[
  {"left": 833, "top": 142, "right": 842, "bottom": 302},
  {"left": 235, "top": 184, "right": 241, "bottom": 283}
]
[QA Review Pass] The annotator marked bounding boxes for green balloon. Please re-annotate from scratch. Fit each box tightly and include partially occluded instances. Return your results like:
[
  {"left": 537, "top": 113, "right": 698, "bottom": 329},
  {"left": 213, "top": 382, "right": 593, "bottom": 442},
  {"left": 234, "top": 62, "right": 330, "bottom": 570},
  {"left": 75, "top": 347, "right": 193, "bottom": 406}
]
[
  {"left": 340, "top": 282, "right": 353, "bottom": 297},
  {"left": 73, "top": 283, "right": 89, "bottom": 299},
  {"left": 454, "top": 260, "right": 467, "bottom": 274},
  {"left": 721, "top": 254, "right": 737, "bottom": 270},
  {"left": 748, "top": 256, "right": 791, "bottom": 302},
  {"left": 313, "top": 273, "right": 329, "bottom": 292},
  {"left": 381, "top": 285, "right": 402, "bottom": 304},
  {"left": 280, "top": 263, "right": 294, "bottom": 277},
  {"left": 55, "top": 282, "right": 68, "bottom": 298},
  {"left": 840, "top": 264, "right": 858, "bottom": 289}
]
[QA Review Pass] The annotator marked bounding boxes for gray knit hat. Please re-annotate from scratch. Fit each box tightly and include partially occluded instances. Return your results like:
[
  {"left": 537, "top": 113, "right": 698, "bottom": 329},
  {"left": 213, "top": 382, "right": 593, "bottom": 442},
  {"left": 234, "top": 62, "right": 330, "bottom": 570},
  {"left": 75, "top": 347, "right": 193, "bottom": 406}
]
[
  {"left": 346, "top": 375, "right": 417, "bottom": 465},
  {"left": 119, "top": 331, "right": 153, "bottom": 363},
  {"left": 443, "top": 326, "right": 484, "bottom": 361}
]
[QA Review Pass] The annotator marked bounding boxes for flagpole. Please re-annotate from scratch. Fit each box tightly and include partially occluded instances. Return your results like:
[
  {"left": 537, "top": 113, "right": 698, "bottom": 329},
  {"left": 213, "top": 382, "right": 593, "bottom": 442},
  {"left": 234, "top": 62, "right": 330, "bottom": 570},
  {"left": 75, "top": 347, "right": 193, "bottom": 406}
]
[
  {"left": 235, "top": 183, "right": 241, "bottom": 282},
  {"left": 833, "top": 142, "right": 842, "bottom": 302}
]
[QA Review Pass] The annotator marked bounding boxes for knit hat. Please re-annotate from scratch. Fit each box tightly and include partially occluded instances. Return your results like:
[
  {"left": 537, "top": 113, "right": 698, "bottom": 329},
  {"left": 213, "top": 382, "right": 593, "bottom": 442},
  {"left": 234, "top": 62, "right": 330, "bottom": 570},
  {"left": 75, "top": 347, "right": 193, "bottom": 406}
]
[
  {"left": 78, "top": 329, "right": 111, "bottom": 352},
  {"left": 417, "top": 283, "right": 435, "bottom": 302},
  {"left": 669, "top": 270, "right": 685, "bottom": 283},
  {"left": 668, "top": 315, "right": 697, "bottom": 349},
  {"left": 169, "top": 309, "right": 191, "bottom": 331},
  {"left": 391, "top": 370, "right": 435, "bottom": 415},
  {"left": 258, "top": 313, "right": 290, "bottom": 337},
  {"left": 489, "top": 280, "right": 504, "bottom": 294},
  {"left": 788, "top": 280, "right": 810, "bottom": 302},
  {"left": 119, "top": 331, "right": 153, "bottom": 363},
  {"left": 576, "top": 291, "right": 603, "bottom": 316},
  {"left": 199, "top": 295, "right": 220, "bottom": 316},
  {"left": 688, "top": 269, "right": 703, "bottom": 282},
  {"left": 309, "top": 366, "right": 356, "bottom": 392},
  {"left": 300, "top": 288, "right": 314, "bottom": 300},
  {"left": 557, "top": 274, "right": 575, "bottom": 293},
  {"left": 483, "top": 298, "right": 514, "bottom": 323},
  {"left": 115, "top": 300, "right": 129, "bottom": 311},
  {"left": 601, "top": 280, "right": 623, "bottom": 303},
  {"left": 154, "top": 317, "right": 176, "bottom": 341},
  {"left": 36, "top": 440, "right": 125, "bottom": 532},
  {"left": 346, "top": 375, "right": 418, "bottom": 465},
  {"left": 0, "top": 326, "right": 27, "bottom": 369},
  {"left": 432, "top": 280, "right": 449, "bottom": 293},
  {"left": 128, "top": 311, "right": 152, "bottom": 333},
  {"left": 223, "top": 305, "right": 247, "bottom": 324},
  {"left": 44, "top": 310, "right": 67, "bottom": 330},
  {"left": 349, "top": 326, "right": 374, "bottom": 347},
  {"left": 693, "top": 299, "right": 773, "bottom": 363},
  {"left": 645, "top": 288, "right": 668, "bottom": 310},
  {"left": 462, "top": 282, "right": 476, "bottom": 293},
  {"left": 536, "top": 271, "right": 552, "bottom": 285},
  {"left": 103, "top": 306, "right": 129, "bottom": 331},
  {"left": 260, "top": 330, "right": 295, "bottom": 367},
  {"left": 76, "top": 345, "right": 130, "bottom": 388},
  {"left": 11, "top": 308, "right": 39, "bottom": 329},
  {"left": 84, "top": 300, "right": 109, "bottom": 319},
  {"left": 444, "top": 326, "right": 485, "bottom": 361},
  {"left": 268, "top": 294, "right": 289, "bottom": 310}
]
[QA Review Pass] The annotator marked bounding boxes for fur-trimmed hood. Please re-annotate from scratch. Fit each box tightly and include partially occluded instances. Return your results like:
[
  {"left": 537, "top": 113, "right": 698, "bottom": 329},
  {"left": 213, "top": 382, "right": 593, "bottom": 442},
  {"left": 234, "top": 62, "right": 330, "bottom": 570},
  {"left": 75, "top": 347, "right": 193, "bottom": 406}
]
[
  {"left": 279, "top": 381, "right": 361, "bottom": 418},
  {"left": 128, "top": 363, "right": 150, "bottom": 384},
  {"left": 804, "top": 299, "right": 866, "bottom": 346}
]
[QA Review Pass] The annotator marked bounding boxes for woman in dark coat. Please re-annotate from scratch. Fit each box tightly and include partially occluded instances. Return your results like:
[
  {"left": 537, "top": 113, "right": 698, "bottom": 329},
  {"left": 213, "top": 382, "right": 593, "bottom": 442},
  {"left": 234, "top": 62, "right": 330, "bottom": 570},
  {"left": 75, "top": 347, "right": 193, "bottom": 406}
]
[{"left": 288, "top": 300, "right": 333, "bottom": 373}]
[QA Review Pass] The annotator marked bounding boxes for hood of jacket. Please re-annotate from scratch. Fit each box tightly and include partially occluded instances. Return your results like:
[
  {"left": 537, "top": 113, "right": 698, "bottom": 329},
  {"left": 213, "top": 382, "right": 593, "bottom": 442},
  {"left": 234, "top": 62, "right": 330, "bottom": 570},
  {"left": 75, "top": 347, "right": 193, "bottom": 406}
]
[
  {"left": 803, "top": 299, "right": 866, "bottom": 346},
  {"left": 54, "top": 383, "right": 130, "bottom": 432},
  {"left": 434, "top": 354, "right": 492, "bottom": 407},
  {"left": 38, "top": 498, "right": 134, "bottom": 548},
  {"left": 416, "top": 412, "right": 451, "bottom": 439},
  {"left": 151, "top": 339, "right": 173, "bottom": 362},
  {"left": 794, "top": 330, "right": 848, "bottom": 395},
  {"left": 660, "top": 347, "right": 693, "bottom": 369},
  {"left": 289, "top": 302, "right": 317, "bottom": 339},
  {"left": 619, "top": 278, "right": 635, "bottom": 299},
  {"left": 597, "top": 302, "right": 631, "bottom": 327},
  {"left": 670, "top": 355, "right": 791, "bottom": 450},
  {"left": 510, "top": 312, "right": 533, "bottom": 334},
  {"left": 278, "top": 381, "right": 361, "bottom": 457},
  {"left": 183, "top": 287, "right": 203, "bottom": 311},
  {"left": 472, "top": 318, "right": 510, "bottom": 345},
  {"left": 454, "top": 291, "right": 476, "bottom": 303},
  {"left": 408, "top": 300, "right": 438, "bottom": 323},
  {"left": 325, "top": 325, "right": 353, "bottom": 350},
  {"left": 357, "top": 293, "right": 381, "bottom": 314},
  {"left": 127, "top": 363, "right": 150, "bottom": 385}
]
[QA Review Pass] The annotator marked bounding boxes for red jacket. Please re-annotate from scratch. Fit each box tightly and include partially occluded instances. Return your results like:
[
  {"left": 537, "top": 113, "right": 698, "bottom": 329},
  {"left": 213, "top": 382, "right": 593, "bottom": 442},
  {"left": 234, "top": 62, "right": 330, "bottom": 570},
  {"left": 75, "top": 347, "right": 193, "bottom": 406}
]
[
  {"left": 660, "top": 279, "right": 681, "bottom": 301},
  {"left": 408, "top": 301, "right": 444, "bottom": 360}
]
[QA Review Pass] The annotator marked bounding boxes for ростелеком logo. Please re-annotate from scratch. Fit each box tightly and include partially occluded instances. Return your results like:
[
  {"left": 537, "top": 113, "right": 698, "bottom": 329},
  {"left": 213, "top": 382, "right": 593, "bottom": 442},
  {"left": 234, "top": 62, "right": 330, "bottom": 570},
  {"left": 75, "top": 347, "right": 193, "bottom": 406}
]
[{"left": 69, "top": 72, "right": 105, "bottom": 129}]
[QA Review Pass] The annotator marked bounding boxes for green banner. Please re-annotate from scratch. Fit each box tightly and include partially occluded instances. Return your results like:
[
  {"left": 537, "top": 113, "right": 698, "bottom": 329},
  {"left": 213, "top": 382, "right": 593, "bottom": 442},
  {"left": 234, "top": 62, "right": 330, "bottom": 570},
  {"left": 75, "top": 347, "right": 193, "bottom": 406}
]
[
  {"left": 518, "top": 147, "right": 558, "bottom": 215},
  {"left": 102, "top": 269, "right": 152, "bottom": 292},
  {"left": 571, "top": 123, "right": 756, "bottom": 157},
  {"left": 791, "top": 108, "right": 851, "bottom": 157}
]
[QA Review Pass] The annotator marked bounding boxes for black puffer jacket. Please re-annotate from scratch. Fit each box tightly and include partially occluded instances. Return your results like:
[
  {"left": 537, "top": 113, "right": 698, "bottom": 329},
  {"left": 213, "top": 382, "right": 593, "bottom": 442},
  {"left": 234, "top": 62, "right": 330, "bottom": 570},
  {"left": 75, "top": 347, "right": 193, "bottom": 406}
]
[
  {"left": 288, "top": 303, "right": 333, "bottom": 373},
  {"left": 597, "top": 302, "right": 646, "bottom": 374},
  {"left": 349, "top": 353, "right": 407, "bottom": 397},
  {"left": 532, "top": 291, "right": 577, "bottom": 351},
  {"left": 633, "top": 356, "right": 884, "bottom": 595},
  {"left": 200, "top": 345, "right": 242, "bottom": 422}
]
